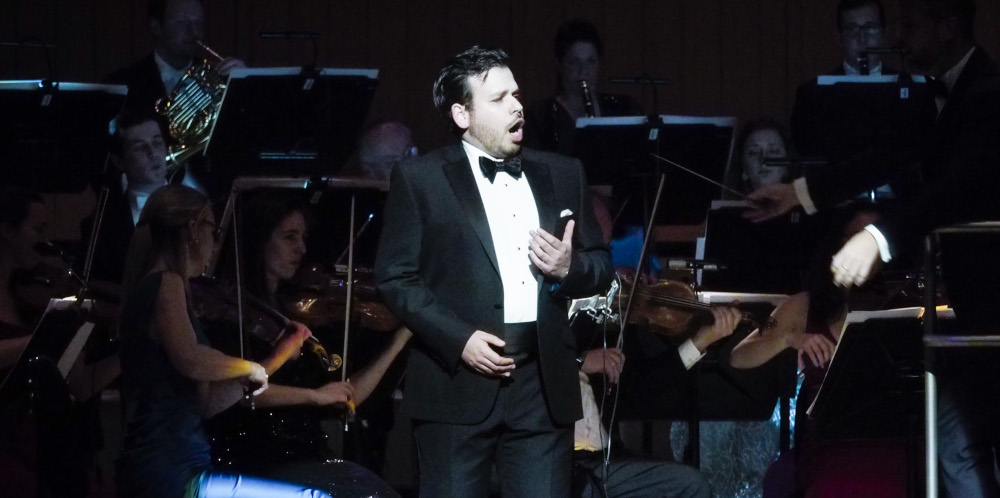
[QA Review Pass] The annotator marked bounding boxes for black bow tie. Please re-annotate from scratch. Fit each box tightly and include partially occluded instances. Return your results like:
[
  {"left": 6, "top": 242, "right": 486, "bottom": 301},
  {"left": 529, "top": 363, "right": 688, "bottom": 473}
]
[{"left": 479, "top": 156, "right": 522, "bottom": 183}]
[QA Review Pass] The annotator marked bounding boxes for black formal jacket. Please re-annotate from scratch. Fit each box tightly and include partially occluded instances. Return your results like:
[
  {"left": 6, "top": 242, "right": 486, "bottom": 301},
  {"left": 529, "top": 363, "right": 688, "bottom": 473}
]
[
  {"left": 104, "top": 53, "right": 169, "bottom": 110},
  {"left": 374, "top": 145, "right": 614, "bottom": 425},
  {"left": 874, "top": 47, "right": 1000, "bottom": 252}
]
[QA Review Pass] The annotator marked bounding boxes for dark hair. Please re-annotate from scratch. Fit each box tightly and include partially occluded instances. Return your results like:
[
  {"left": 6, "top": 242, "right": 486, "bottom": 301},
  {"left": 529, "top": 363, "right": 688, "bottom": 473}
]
[
  {"left": 554, "top": 19, "right": 604, "bottom": 61},
  {"left": 148, "top": 0, "right": 201, "bottom": 23},
  {"left": 0, "top": 186, "right": 44, "bottom": 231},
  {"left": 901, "top": 0, "right": 976, "bottom": 38},
  {"left": 725, "top": 118, "right": 795, "bottom": 196},
  {"left": 735, "top": 118, "right": 793, "bottom": 161},
  {"left": 239, "top": 192, "right": 310, "bottom": 301},
  {"left": 837, "top": 0, "right": 887, "bottom": 31},
  {"left": 432, "top": 46, "right": 511, "bottom": 135},
  {"left": 110, "top": 107, "right": 168, "bottom": 155}
]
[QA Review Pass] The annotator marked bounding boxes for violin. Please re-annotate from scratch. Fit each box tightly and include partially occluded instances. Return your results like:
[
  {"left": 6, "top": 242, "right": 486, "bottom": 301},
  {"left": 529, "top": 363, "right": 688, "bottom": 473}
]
[
  {"left": 617, "top": 273, "right": 772, "bottom": 338},
  {"left": 191, "top": 276, "right": 342, "bottom": 373},
  {"left": 12, "top": 243, "right": 120, "bottom": 326},
  {"left": 278, "top": 264, "right": 400, "bottom": 332}
]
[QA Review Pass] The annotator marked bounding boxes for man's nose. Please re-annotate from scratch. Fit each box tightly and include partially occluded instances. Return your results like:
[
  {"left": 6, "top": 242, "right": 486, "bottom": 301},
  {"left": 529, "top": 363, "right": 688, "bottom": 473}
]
[{"left": 511, "top": 97, "right": 523, "bottom": 114}]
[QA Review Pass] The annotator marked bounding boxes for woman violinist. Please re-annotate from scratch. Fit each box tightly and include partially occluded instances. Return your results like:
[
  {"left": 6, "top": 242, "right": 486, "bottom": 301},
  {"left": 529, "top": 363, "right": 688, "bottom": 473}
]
[
  {"left": 0, "top": 186, "right": 120, "bottom": 498},
  {"left": 114, "top": 184, "right": 331, "bottom": 498},
  {"left": 203, "top": 191, "right": 404, "bottom": 497}
]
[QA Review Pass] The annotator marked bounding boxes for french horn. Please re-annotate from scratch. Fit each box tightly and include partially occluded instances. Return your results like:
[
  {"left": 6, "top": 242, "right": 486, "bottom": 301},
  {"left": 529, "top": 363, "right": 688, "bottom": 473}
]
[{"left": 155, "top": 41, "right": 228, "bottom": 168}]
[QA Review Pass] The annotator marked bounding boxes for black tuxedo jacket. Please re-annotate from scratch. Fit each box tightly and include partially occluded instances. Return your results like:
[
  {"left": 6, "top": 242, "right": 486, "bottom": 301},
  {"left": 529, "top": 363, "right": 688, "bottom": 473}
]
[
  {"left": 104, "top": 53, "right": 169, "bottom": 111},
  {"left": 875, "top": 47, "right": 1000, "bottom": 245},
  {"left": 374, "top": 145, "right": 613, "bottom": 425}
]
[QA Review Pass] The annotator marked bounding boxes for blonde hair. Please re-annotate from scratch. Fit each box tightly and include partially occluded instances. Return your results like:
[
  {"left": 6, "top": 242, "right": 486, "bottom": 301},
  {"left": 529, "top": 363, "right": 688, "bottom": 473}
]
[{"left": 121, "top": 184, "right": 210, "bottom": 298}]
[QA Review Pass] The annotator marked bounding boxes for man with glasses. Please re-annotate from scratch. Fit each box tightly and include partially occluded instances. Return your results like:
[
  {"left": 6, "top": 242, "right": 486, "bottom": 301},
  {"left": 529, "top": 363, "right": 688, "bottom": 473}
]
[
  {"left": 790, "top": 0, "right": 890, "bottom": 157},
  {"left": 835, "top": 0, "right": 889, "bottom": 76}
]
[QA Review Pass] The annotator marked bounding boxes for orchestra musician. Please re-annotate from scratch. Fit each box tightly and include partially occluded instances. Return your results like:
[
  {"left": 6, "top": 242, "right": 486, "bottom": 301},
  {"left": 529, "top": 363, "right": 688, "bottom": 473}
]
[
  {"left": 0, "top": 186, "right": 120, "bottom": 498},
  {"left": 104, "top": 0, "right": 245, "bottom": 112},
  {"left": 114, "top": 184, "right": 334, "bottom": 498},
  {"left": 524, "top": 19, "right": 643, "bottom": 155},
  {"left": 202, "top": 191, "right": 403, "bottom": 497},
  {"left": 80, "top": 108, "right": 174, "bottom": 283},
  {"left": 375, "top": 46, "right": 614, "bottom": 497}
]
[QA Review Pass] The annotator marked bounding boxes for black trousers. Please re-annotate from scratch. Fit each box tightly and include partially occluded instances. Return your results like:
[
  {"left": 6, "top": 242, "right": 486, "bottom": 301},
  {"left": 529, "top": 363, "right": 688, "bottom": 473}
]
[
  {"left": 573, "top": 448, "right": 711, "bottom": 498},
  {"left": 412, "top": 359, "right": 573, "bottom": 497}
]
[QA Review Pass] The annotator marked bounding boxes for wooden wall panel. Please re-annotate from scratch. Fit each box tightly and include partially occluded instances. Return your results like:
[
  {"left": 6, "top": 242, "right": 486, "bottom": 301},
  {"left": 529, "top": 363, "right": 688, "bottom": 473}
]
[{"left": 2, "top": 0, "right": 1000, "bottom": 160}]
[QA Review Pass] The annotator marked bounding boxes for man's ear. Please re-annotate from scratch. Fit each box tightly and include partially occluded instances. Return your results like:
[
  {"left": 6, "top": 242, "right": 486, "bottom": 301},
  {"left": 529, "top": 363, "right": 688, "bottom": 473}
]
[{"left": 451, "top": 103, "right": 470, "bottom": 131}]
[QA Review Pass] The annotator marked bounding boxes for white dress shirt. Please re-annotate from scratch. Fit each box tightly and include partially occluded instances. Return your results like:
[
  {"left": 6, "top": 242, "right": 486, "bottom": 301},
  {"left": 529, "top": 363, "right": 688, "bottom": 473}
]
[{"left": 462, "top": 141, "right": 540, "bottom": 323}]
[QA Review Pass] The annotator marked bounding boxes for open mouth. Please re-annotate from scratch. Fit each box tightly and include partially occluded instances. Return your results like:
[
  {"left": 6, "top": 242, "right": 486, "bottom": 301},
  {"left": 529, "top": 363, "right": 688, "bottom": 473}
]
[{"left": 508, "top": 120, "right": 525, "bottom": 143}]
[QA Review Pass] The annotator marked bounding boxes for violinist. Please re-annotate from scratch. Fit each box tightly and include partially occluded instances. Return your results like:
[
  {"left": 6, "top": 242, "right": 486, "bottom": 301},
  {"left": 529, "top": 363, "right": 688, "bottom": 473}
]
[
  {"left": 114, "top": 184, "right": 332, "bottom": 498},
  {"left": 203, "top": 191, "right": 402, "bottom": 497},
  {"left": 577, "top": 183, "right": 743, "bottom": 497},
  {"left": 573, "top": 305, "right": 740, "bottom": 498},
  {"left": 0, "top": 186, "right": 123, "bottom": 498}
]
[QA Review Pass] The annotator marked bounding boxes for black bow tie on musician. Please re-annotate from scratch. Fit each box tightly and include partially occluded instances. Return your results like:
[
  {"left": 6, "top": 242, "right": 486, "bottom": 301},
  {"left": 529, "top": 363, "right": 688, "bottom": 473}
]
[{"left": 479, "top": 155, "right": 523, "bottom": 182}]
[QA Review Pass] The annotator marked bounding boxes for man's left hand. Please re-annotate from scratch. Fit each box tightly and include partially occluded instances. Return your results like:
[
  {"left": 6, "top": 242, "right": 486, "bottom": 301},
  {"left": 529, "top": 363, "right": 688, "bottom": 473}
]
[
  {"left": 529, "top": 220, "right": 574, "bottom": 281},
  {"left": 831, "top": 230, "right": 880, "bottom": 287}
]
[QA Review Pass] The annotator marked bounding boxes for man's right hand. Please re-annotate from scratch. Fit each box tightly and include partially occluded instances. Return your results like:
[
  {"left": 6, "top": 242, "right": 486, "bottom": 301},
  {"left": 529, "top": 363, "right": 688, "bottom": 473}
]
[
  {"left": 461, "top": 330, "right": 515, "bottom": 377},
  {"left": 743, "top": 183, "right": 801, "bottom": 222}
]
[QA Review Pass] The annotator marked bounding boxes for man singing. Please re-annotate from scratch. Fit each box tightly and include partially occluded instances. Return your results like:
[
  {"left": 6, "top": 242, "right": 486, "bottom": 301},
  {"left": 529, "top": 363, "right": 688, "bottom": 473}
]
[{"left": 375, "top": 46, "right": 613, "bottom": 497}]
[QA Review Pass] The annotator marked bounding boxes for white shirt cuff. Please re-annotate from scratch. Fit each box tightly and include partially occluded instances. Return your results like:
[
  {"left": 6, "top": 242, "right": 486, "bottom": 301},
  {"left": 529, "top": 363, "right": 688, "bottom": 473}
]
[
  {"left": 864, "top": 224, "right": 893, "bottom": 263},
  {"left": 679, "top": 339, "right": 706, "bottom": 370},
  {"left": 793, "top": 177, "right": 818, "bottom": 215}
]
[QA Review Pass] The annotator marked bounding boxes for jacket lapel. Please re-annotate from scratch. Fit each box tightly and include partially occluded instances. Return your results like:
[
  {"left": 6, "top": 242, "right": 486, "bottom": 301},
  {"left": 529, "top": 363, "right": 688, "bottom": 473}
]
[
  {"left": 523, "top": 151, "right": 559, "bottom": 236},
  {"left": 442, "top": 146, "right": 501, "bottom": 278},
  {"left": 523, "top": 151, "right": 559, "bottom": 290}
]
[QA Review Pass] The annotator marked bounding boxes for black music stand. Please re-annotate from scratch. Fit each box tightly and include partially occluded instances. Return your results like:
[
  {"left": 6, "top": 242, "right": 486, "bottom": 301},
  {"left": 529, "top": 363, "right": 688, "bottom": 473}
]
[
  {"left": 0, "top": 298, "right": 97, "bottom": 496},
  {"left": 572, "top": 116, "right": 649, "bottom": 187},
  {"left": 574, "top": 115, "right": 736, "bottom": 225},
  {"left": 653, "top": 116, "right": 737, "bottom": 224},
  {"left": 793, "top": 75, "right": 935, "bottom": 174},
  {"left": 0, "top": 81, "right": 126, "bottom": 192},
  {"left": 206, "top": 67, "right": 379, "bottom": 180},
  {"left": 699, "top": 200, "right": 804, "bottom": 294},
  {"left": 807, "top": 308, "right": 925, "bottom": 440}
]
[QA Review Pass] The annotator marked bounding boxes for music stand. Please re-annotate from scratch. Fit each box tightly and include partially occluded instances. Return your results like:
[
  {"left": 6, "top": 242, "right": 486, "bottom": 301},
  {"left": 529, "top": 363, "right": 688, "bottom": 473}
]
[
  {"left": 806, "top": 308, "right": 926, "bottom": 440},
  {"left": 794, "top": 74, "right": 934, "bottom": 162},
  {"left": 573, "top": 115, "right": 736, "bottom": 225},
  {"left": 652, "top": 116, "right": 737, "bottom": 224},
  {"left": 0, "top": 80, "right": 126, "bottom": 192},
  {"left": 572, "top": 116, "right": 649, "bottom": 187},
  {"left": 698, "top": 200, "right": 804, "bottom": 294},
  {"left": 0, "top": 298, "right": 96, "bottom": 416},
  {"left": 205, "top": 67, "right": 379, "bottom": 181}
]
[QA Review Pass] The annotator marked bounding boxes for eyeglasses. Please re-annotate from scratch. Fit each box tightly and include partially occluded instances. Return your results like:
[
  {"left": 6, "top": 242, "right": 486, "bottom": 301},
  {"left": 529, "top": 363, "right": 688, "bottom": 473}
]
[{"left": 840, "top": 23, "right": 884, "bottom": 37}]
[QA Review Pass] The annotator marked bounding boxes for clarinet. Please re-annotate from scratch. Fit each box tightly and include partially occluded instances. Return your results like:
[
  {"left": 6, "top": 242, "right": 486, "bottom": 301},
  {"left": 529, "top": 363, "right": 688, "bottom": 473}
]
[{"left": 580, "top": 80, "right": 596, "bottom": 117}]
